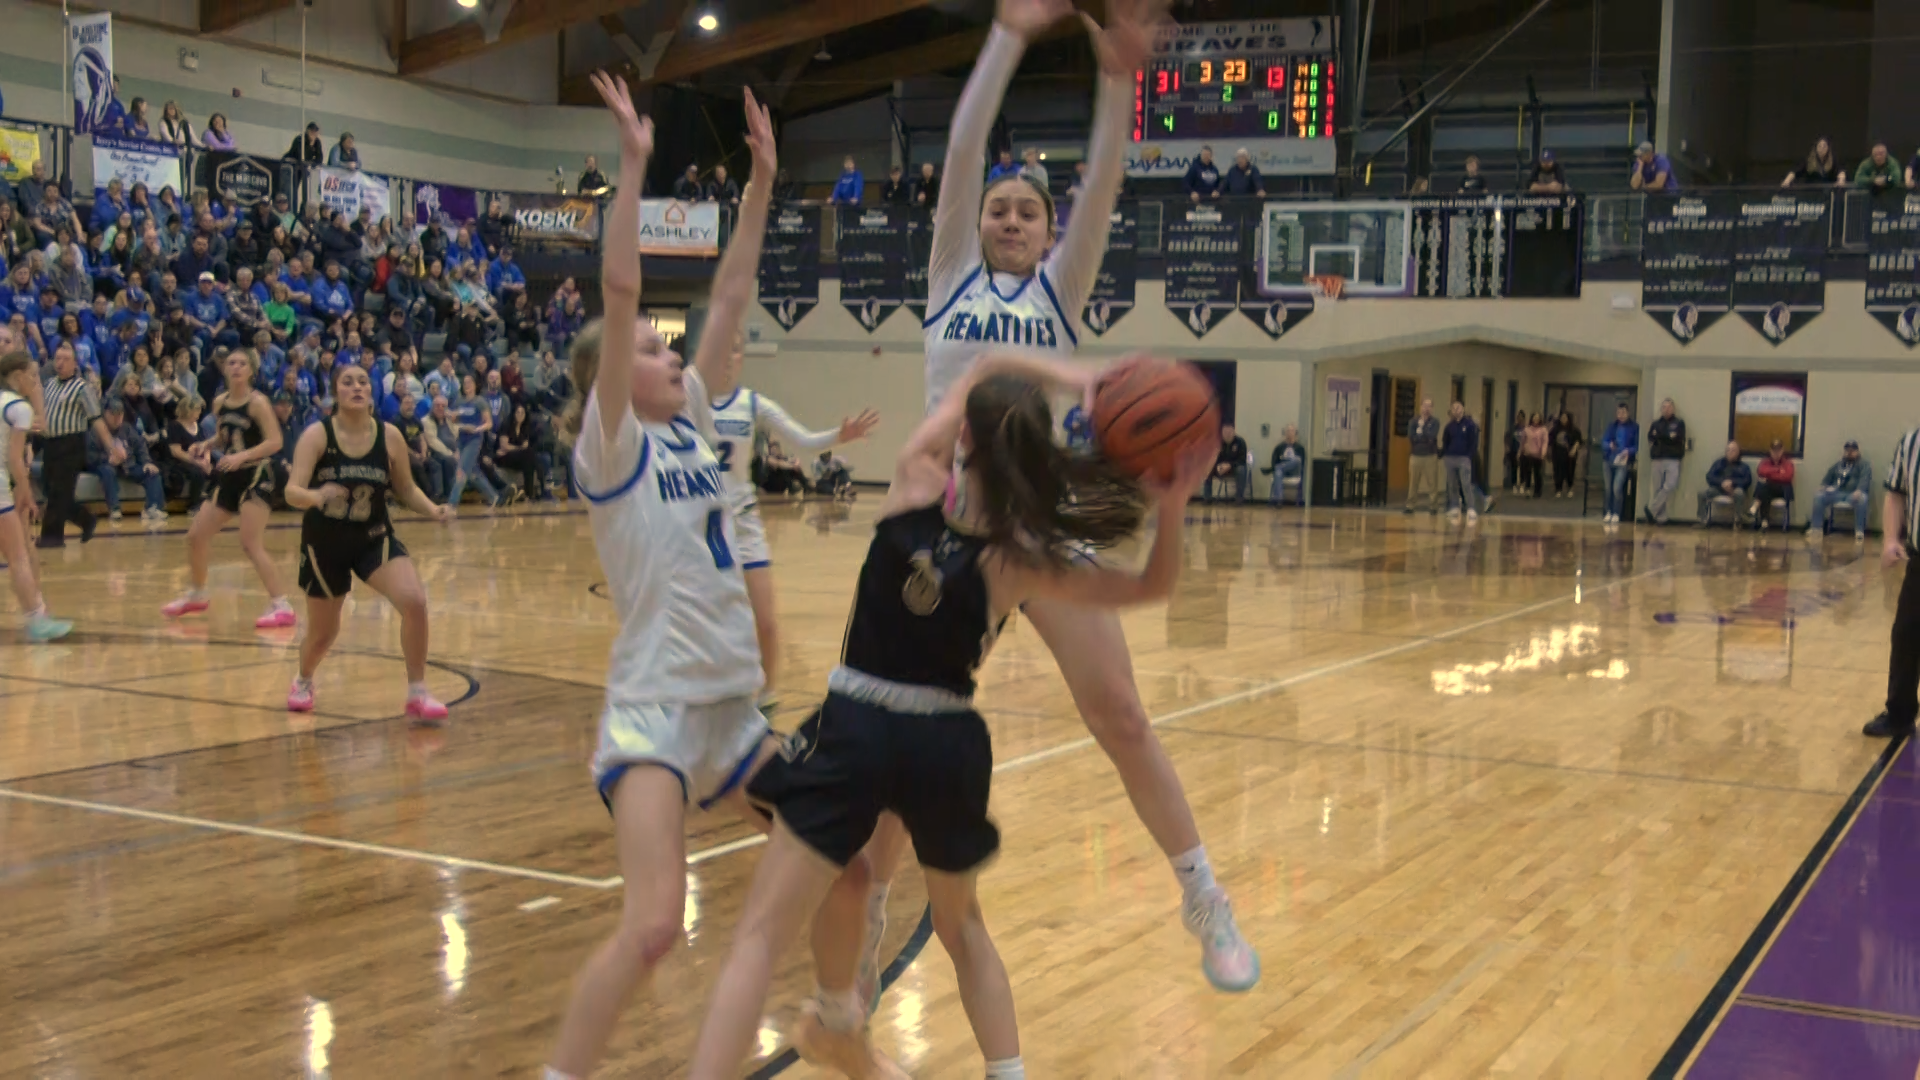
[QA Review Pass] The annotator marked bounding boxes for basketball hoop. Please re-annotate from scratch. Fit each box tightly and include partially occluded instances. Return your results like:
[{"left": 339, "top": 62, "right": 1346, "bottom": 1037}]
[{"left": 1307, "top": 274, "right": 1347, "bottom": 301}]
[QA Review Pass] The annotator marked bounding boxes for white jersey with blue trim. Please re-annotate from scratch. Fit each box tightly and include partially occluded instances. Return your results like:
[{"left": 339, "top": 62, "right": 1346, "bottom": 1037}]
[
  {"left": 708, "top": 385, "right": 841, "bottom": 503},
  {"left": 572, "top": 366, "right": 760, "bottom": 707},
  {"left": 0, "top": 391, "right": 30, "bottom": 510},
  {"left": 921, "top": 264, "right": 1079, "bottom": 413}
]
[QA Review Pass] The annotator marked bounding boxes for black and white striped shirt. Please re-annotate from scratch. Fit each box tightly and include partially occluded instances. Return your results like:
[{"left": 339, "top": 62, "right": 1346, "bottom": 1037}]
[
  {"left": 1886, "top": 428, "right": 1920, "bottom": 551},
  {"left": 40, "top": 373, "right": 101, "bottom": 438}
]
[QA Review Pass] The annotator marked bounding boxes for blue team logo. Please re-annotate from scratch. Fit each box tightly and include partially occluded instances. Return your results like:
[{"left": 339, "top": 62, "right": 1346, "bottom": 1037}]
[
  {"left": 1671, "top": 302, "right": 1699, "bottom": 341},
  {"left": 856, "top": 297, "right": 882, "bottom": 330},
  {"left": 1261, "top": 302, "right": 1289, "bottom": 337},
  {"left": 1761, "top": 302, "right": 1791, "bottom": 342},
  {"left": 1187, "top": 301, "right": 1213, "bottom": 336},
  {"left": 1899, "top": 305, "right": 1920, "bottom": 345},
  {"left": 776, "top": 297, "right": 799, "bottom": 328},
  {"left": 72, "top": 48, "right": 112, "bottom": 132},
  {"left": 1086, "top": 299, "right": 1111, "bottom": 334}
]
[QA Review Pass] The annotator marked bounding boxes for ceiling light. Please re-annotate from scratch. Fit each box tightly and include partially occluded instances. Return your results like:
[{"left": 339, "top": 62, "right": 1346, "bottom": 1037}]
[
  {"left": 455, "top": 0, "right": 478, "bottom": 8},
  {"left": 697, "top": 12, "right": 719, "bottom": 31}
]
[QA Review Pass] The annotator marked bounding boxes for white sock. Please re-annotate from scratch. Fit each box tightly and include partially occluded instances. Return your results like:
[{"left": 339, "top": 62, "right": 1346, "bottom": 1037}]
[
  {"left": 270, "top": 595, "right": 291, "bottom": 610},
  {"left": 985, "top": 1057, "right": 1026, "bottom": 1080},
  {"left": 813, "top": 986, "right": 864, "bottom": 1033},
  {"left": 293, "top": 676, "right": 313, "bottom": 691},
  {"left": 408, "top": 680, "right": 431, "bottom": 699},
  {"left": 27, "top": 602, "right": 46, "bottom": 619},
  {"left": 541, "top": 1069, "right": 581, "bottom": 1080},
  {"left": 1171, "top": 845, "right": 1216, "bottom": 902}
]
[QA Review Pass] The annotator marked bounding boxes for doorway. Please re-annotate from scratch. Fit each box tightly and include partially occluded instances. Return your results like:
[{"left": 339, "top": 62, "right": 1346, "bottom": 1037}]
[{"left": 1546, "top": 383, "right": 1639, "bottom": 489}]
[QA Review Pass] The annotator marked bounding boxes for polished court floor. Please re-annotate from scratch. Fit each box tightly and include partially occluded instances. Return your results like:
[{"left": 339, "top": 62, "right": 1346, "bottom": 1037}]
[{"left": 0, "top": 498, "right": 1905, "bottom": 1078}]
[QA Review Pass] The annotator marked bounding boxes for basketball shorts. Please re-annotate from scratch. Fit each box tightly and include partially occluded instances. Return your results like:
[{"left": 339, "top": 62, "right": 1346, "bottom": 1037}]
[
  {"left": 746, "top": 691, "right": 1000, "bottom": 874},
  {"left": 732, "top": 500, "right": 771, "bottom": 569},
  {"left": 592, "top": 696, "right": 772, "bottom": 811},
  {"left": 299, "top": 530, "right": 408, "bottom": 600},
  {"left": 213, "top": 460, "right": 278, "bottom": 513}
]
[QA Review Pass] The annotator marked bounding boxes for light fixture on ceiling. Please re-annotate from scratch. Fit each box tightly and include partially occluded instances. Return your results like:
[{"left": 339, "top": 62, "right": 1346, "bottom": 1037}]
[
  {"left": 814, "top": 39, "right": 832, "bottom": 61},
  {"left": 455, "top": 0, "right": 478, "bottom": 8},
  {"left": 697, "top": 12, "right": 719, "bottom": 31}
]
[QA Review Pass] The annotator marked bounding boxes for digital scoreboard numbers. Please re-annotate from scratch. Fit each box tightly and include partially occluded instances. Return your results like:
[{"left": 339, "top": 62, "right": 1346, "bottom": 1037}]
[{"left": 1126, "top": 18, "right": 1339, "bottom": 178}]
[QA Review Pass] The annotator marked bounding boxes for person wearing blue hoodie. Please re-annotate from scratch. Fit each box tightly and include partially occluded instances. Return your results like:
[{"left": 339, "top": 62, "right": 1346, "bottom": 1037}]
[
  {"left": 1441, "top": 400, "right": 1480, "bottom": 523},
  {"left": 1600, "top": 402, "right": 1639, "bottom": 524},
  {"left": 829, "top": 156, "right": 864, "bottom": 206},
  {"left": 1807, "top": 440, "right": 1873, "bottom": 540}
]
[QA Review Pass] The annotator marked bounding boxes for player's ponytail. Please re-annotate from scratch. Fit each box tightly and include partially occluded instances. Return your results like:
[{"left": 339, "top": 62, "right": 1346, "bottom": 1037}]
[
  {"left": 964, "top": 374, "right": 1142, "bottom": 568},
  {"left": 561, "top": 318, "right": 605, "bottom": 442}
]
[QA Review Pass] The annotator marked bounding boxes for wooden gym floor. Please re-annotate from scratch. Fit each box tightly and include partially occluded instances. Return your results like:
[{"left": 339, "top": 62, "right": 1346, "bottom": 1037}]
[{"left": 0, "top": 498, "right": 1905, "bottom": 1078}]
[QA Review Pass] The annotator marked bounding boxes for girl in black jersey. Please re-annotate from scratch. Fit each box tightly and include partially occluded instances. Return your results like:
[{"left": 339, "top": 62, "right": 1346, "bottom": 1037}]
[
  {"left": 283, "top": 364, "right": 453, "bottom": 719},
  {"left": 162, "top": 349, "right": 296, "bottom": 627},
  {"left": 686, "top": 353, "right": 1212, "bottom": 1080}
]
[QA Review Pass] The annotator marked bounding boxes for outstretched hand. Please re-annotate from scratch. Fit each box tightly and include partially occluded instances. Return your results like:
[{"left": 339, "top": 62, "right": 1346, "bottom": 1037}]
[
  {"left": 839, "top": 409, "right": 880, "bottom": 443},
  {"left": 997, "top": 0, "right": 1073, "bottom": 40},
  {"left": 1082, "top": 0, "right": 1172, "bottom": 78},
  {"left": 589, "top": 71, "right": 654, "bottom": 161},
  {"left": 742, "top": 86, "right": 776, "bottom": 177}
]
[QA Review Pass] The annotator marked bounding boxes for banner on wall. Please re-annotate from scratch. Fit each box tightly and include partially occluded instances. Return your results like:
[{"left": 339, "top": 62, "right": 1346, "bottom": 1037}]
[
  {"left": 69, "top": 12, "right": 114, "bottom": 135},
  {"left": 759, "top": 205, "right": 821, "bottom": 330},
  {"left": 91, "top": 135, "right": 180, "bottom": 201},
  {"left": 1082, "top": 202, "right": 1138, "bottom": 336},
  {"left": 836, "top": 205, "right": 909, "bottom": 332},
  {"left": 1164, "top": 204, "right": 1240, "bottom": 337},
  {"left": 0, "top": 123, "right": 40, "bottom": 182},
  {"left": 639, "top": 199, "right": 721, "bottom": 256},
  {"left": 413, "top": 180, "right": 479, "bottom": 226},
  {"left": 1325, "top": 376, "right": 1366, "bottom": 452},
  {"left": 1732, "top": 192, "right": 1827, "bottom": 344},
  {"left": 1641, "top": 193, "right": 1736, "bottom": 345},
  {"left": 504, "top": 193, "right": 600, "bottom": 245},
  {"left": 1410, "top": 195, "right": 1583, "bottom": 298},
  {"left": 904, "top": 207, "right": 934, "bottom": 322},
  {"left": 314, "top": 166, "right": 393, "bottom": 221},
  {"left": 1865, "top": 193, "right": 1920, "bottom": 347},
  {"left": 207, "top": 150, "right": 287, "bottom": 209}
]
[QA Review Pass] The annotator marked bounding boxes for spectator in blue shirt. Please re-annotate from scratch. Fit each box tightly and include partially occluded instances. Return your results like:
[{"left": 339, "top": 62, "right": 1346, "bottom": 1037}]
[
  {"left": 486, "top": 247, "right": 526, "bottom": 306},
  {"left": 1220, "top": 149, "right": 1266, "bottom": 197},
  {"left": 183, "top": 272, "right": 235, "bottom": 351},
  {"left": 1185, "top": 146, "right": 1223, "bottom": 201},
  {"left": 98, "top": 317, "right": 139, "bottom": 387},
  {"left": 1600, "top": 402, "right": 1640, "bottom": 523},
  {"left": 91, "top": 179, "right": 130, "bottom": 236},
  {"left": 1631, "top": 142, "right": 1679, "bottom": 193},
  {"left": 830, "top": 157, "right": 865, "bottom": 206},
  {"left": 313, "top": 260, "right": 353, "bottom": 322},
  {"left": 986, "top": 149, "right": 1020, "bottom": 184},
  {"left": 1695, "top": 442, "right": 1754, "bottom": 525}
]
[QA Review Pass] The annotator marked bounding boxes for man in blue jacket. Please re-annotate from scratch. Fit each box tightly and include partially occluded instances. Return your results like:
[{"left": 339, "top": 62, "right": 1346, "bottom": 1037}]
[
  {"left": 1185, "top": 146, "right": 1222, "bottom": 201},
  {"left": 1441, "top": 400, "right": 1480, "bottom": 523},
  {"left": 830, "top": 157, "right": 865, "bottom": 206},
  {"left": 1694, "top": 442, "right": 1753, "bottom": 525},
  {"left": 1807, "top": 440, "right": 1873, "bottom": 541},
  {"left": 1600, "top": 402, "right": 1639, "bottom": 524}
]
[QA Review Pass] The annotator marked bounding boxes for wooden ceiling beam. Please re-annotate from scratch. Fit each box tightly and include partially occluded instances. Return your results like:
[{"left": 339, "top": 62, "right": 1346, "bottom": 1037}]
[
  {"left": 400, "top": 0, "right": 624, "bottom": 76},
  {"left": 199, "top": 0, "right": 292, "bottom": 34}
]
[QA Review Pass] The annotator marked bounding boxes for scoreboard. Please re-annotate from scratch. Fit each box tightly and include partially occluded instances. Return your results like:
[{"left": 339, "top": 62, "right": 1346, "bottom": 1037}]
[
  {"left": 1137, "top": 55, "right": 1335, "bottom": 142},
  {"left": 1128, "top": 18, "right": 1339, "bottom": 178}
]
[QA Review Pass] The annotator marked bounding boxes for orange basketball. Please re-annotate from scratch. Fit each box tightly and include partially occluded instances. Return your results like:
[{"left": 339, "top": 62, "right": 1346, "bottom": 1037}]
[{"left": 1090, "top": 356, "right": 1221, "bottom": 481}]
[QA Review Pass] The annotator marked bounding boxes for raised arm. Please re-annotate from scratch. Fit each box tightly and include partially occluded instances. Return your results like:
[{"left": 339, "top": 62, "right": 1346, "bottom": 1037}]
[
  {"left": 755, "top": 392, "right": 878, "bottom": 454},
  {"left": 1049, "top": 0, "right": 1166, "bottom": 315},
  {"left": 694, "top": 88, "right": 777, "bottom": 401},
  {"left": 587, "top": 71, "right": 655, "bottom": 452}
]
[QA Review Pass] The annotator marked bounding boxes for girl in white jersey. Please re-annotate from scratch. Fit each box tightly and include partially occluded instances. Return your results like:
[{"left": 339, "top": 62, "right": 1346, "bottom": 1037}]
[
  {"left": 856, "top": 0, "right": 1261, "bottom": 997},
  {"left": 542, "top": 75, "right": 872, "bottom": 1080},
  {"left": 692, "top": 176, "right": 879, "bottom": 701},
  {"left": 0, "top": 351, "right": 72, "bottom": 641}
]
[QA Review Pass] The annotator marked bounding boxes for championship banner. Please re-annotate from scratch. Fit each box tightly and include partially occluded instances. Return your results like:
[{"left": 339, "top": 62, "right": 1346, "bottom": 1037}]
[
  {"left": 0, "top": 123, "right": 41, "bottom": 183},
  {"left": 91, "top": 135, "right": 180, "bottom": 201},
  {"left": 1866, "top": 192, "right": 1920, "bottom": 347},
  {"left": 314, "top": 166, "right": 393, "bottom": 222},
  {"left": 69, "top": 13, "right": 114, "bottom": 135},
  {"left": 503, "top": 193, "right": 599, "bottom": 245},
  {"left": 639, "top": 199, "right": 721, "bottom": 257},
  {"left": 206, "top": 150, "right": 287, "bottom": 209},
  {"left": 759, "top": 204, "right": 821, "bottom": 330},
  {"left": 1731, "top": 192, "right": 1826, "bottom": 344},
  {"left": 1083, "top": 201, "right": 1137, "bottom": 336},
  {"left": 836, "top": 205, "right": 909, "bottom": 332},
  {"left": 1164, "top": 204, "right": 1240, "bottom": 337},
  {"left": 413, "top": 180, "right": 478, "bottom": 226},
  {"left": 1641, "top": 193, "right": 1737, "bottom": 344},
  {"left": 904, "top": 207, "right": 934, "bottom": 322},
  {"left": 1411, "top": 195, "right": 1583, "bottom": 299}
]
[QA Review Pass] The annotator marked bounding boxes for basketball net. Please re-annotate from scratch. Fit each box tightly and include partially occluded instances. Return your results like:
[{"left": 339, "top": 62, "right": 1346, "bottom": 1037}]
[{"left": 1307, "top": 274, "right": 1347, "bottom": 301}]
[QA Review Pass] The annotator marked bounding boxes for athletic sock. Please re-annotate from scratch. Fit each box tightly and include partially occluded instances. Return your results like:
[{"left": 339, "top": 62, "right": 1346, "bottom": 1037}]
[
  {"left": 407, "top": 680, "right": 431, "bottom": 700},
  {"left": 985, "top": 1057, "right": 1026, "bottom": 1080},
  {"left": 270, "top": 595, "right": 292, "bottom": 610},
  {"left": 540, "top": 1068, "right": 582, "bottom": 1080},
  {"left": 813, "top": 986, "right": 865, "bottom": 1033},
  {"left": 27, "top": 602, "right": 46, "bottom": 619},
  {"left": 1171, "top": 845, "right": 1217, "bottom": 903},
  {"left": 293, "top": 676, "right": 313, "bottom": 691}
]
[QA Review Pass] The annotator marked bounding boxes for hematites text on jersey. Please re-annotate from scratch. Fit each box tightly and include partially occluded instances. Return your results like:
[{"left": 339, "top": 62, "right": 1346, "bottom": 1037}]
[
  {"left": 657, "top": 462, "right": 726, "bottom": 503},
  {"left": 937, "top": 311, "right": 1061, "bottom": 348}
]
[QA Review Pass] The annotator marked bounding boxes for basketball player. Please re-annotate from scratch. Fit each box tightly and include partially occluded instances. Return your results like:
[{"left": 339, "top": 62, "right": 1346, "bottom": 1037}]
[
  {"left": 161, "top": 348, "right": 296, "bottom": 628},
  {"left": 282, "top": 364, "right": 454, "bottom": 718},
  {"left": 0, "top": 351, "right": 72, "bottom": 641},
  {"left": 693, "top": 167, "right": 879, "bottom": 698},
  {"left": 686, "top": 353, "right": 1215, "bottom": 1080},
  {"left": 853, "top": 0, "right": 1260, "bottom": 999},
  {"left": 541, "top": 75, "right": 872, "bottom": 1080}
]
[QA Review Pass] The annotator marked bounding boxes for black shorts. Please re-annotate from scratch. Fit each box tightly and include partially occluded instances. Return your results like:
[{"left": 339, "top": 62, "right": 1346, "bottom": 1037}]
[
  {"left": 213, "top": 461, "right": 279, "bottom": 513},
  {"left": 299, "top": 530, "right": 408, "bottom": 599},
  {"left": 746, "top": 691, "right": 999, "bottom": 874}
]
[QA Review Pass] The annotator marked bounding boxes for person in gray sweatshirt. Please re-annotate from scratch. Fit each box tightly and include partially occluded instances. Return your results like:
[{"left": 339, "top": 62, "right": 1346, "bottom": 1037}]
[
  {"left": 1403, "top": 398, "right": 1443, "bottom": 514},
  {"left": 1807, "top": 440, "right": 1872, "bottom": 540}
]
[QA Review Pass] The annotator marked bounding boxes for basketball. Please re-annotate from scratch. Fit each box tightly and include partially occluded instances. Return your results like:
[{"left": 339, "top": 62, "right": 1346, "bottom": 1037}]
[{"left": 1090, "top": 355, "right": 1220, "bottom": 480}]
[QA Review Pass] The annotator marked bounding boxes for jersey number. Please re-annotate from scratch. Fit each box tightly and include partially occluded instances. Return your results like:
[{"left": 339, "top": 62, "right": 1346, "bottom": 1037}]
[
  {"left": 714, "top": 441, "right": 735, "bottom": 470},
  {"left": 705, "top": 509, "right": 735, "bottom": 570},
  {"left": 323, "top": 486, "right": 375, "bottom": 522}
]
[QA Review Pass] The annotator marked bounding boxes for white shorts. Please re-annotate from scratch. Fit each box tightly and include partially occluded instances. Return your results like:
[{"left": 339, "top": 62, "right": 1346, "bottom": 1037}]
[
  {"left": 733, "top": 500, "right": 771, "bottom": 570},
  {"left": 592, "top": 696, "right": 771, "bottom": 810}
]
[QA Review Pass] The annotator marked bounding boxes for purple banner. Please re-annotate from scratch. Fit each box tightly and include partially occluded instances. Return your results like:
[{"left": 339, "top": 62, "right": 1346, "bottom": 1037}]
[{"left": 414, "top": 180, "right": 478, "bottom": 226}]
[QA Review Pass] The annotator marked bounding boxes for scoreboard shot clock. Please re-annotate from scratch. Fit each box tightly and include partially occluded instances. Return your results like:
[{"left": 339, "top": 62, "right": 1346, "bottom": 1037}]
[{"left": 1128, "top": 18, "right": 1339, "bottom": 179}]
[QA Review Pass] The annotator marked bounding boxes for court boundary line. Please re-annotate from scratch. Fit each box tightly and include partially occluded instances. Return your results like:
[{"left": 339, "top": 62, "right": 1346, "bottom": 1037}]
[{"left": 1647, "top": 733, "right": 1906, "bottom": 1079}]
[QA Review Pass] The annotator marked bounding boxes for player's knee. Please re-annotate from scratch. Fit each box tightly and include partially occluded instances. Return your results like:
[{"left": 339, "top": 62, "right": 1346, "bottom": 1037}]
[
  {"left": 394, "top": 589, "right": 429, "bottom": 623},
  {"left": 1082, "top": 687, "right": 1154, "bottom": 750},
  {"left": 612, "top": 915, "right": 679, "bottom": 970},
  {"left": 929, "top": 894, "right": 984, "bottom": 952},
  {"left": 832, "top": 850, "right": 873, "bottom": 900}
]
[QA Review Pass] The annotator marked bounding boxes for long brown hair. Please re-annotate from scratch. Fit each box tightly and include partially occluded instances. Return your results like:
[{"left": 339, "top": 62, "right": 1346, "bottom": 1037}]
[
  {"left": 964, "top": 374, "right": 1143, "bottom": 568},
  {"left": 560, "top": 317, "right": 606, "bottom": 441},
  {"left": 0, "top": 351, "right": 34, "bottom": 387}
]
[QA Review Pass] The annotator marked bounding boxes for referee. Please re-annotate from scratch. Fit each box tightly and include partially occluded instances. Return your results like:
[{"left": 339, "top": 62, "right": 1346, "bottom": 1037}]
[
  {"left": 1867, "top": 426, "right": 1920, "bottom": 738},
  {"left": 37, "top": 343, "right": 120, "bottom": 549}
]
